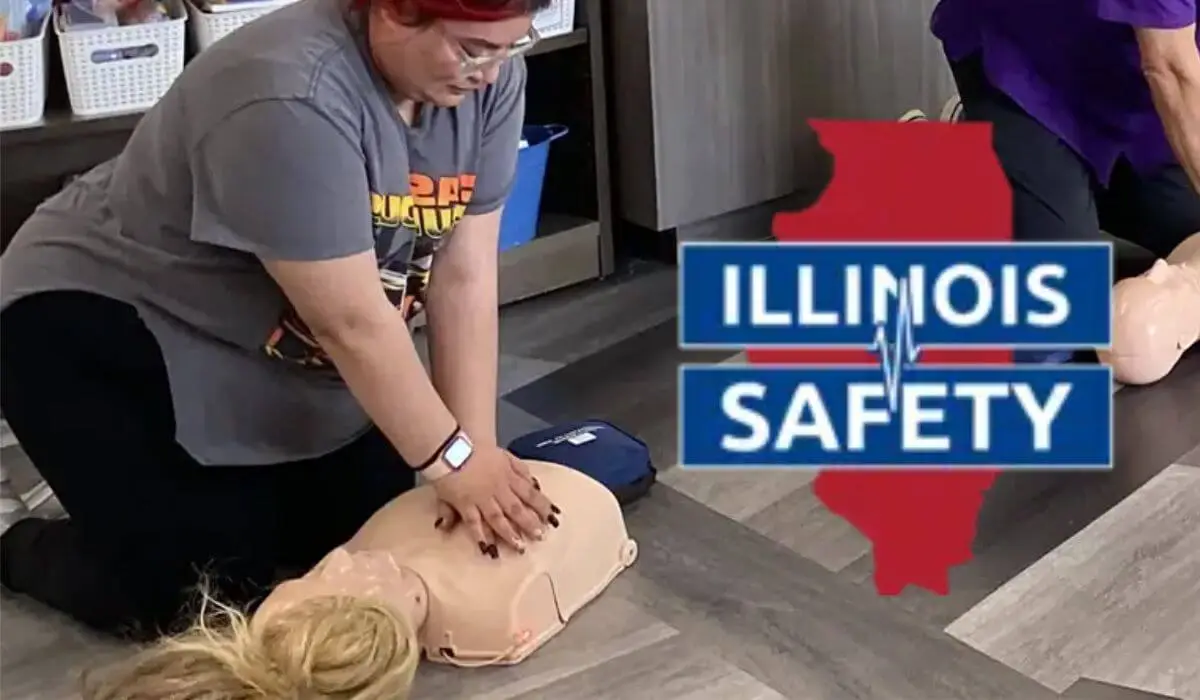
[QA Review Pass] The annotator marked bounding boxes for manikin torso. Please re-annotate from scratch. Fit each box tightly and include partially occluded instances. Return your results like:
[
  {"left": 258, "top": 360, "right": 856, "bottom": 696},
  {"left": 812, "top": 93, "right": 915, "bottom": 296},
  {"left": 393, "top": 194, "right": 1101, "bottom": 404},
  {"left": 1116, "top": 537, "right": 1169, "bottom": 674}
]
[
  {"left": 1098, "top": 232, "right": 1200, "bottom": 384},
  {"left": 259, "top": 461, "right": 638, "bottom": 667}
]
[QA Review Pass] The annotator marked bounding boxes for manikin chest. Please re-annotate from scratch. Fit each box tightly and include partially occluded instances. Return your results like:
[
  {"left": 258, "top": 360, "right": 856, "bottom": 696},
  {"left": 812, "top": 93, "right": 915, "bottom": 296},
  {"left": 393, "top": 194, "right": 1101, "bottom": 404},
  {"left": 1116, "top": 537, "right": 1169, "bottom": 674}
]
[{"left": 345, "top": 461, "right": 638, "bottom": 665}]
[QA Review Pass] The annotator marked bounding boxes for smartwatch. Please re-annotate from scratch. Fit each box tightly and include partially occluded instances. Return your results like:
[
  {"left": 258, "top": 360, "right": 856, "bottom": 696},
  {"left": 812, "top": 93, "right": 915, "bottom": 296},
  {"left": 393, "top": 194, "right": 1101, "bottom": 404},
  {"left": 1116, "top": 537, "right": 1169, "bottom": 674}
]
[{"left": 420, "top": 429, "right": 474, "bottom": 481}]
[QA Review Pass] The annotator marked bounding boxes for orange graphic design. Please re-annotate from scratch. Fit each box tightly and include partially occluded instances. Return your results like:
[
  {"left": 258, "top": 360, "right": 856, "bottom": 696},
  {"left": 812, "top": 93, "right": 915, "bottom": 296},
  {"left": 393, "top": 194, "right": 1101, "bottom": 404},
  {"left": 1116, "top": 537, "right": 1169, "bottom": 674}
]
[
  {"left": 264, "top": 173, "right": 476, "bottom": 368},
  {"left": 371, "top": 172, "right": 475, "bottom": 234}
]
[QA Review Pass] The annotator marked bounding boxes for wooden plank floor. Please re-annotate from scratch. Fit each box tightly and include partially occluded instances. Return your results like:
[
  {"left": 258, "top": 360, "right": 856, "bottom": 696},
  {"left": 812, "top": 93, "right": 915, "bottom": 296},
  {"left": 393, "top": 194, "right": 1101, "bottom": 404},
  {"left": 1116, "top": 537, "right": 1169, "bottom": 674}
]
[{"left": 946, "top": 465, "right": 1200, "bottom": 698}]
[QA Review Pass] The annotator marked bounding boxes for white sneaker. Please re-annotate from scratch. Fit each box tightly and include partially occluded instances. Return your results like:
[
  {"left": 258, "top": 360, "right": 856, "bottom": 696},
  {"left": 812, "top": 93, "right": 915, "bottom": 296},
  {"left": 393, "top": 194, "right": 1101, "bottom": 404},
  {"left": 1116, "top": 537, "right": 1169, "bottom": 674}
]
[
  {"left": 1, "top": 421, "right": 34, "bottom": 534},
  {"left": 1, "top": 421, "right": 56, "bottom": 516},
  {"left": 940, "top": 94, "right": 964, "bottom": 123},
  {"left": 22, "top": 480, "right": 55, "bottom": 512},
  {"left": 899, "top": 109, "right": 929, "bottom": 123},
  {"left": 0, "top": 478, "right": 30, "bottom": 536}
]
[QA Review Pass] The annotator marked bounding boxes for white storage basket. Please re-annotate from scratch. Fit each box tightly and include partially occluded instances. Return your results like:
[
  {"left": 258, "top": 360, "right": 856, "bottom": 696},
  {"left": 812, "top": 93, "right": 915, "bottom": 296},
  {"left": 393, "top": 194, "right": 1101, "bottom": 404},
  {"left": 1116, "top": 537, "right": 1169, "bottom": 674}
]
[
  {"left": 0, "top": 15, "right": 50, "bottom": 129},
  {"left": 55, "top": 0, "right": 187, "bottom": 117},
  {"left": 532, "top": 0, "right": 575, "bottom": 39},
  {"left": 186, "top": 0, "right": 297, "bottom": 52}
]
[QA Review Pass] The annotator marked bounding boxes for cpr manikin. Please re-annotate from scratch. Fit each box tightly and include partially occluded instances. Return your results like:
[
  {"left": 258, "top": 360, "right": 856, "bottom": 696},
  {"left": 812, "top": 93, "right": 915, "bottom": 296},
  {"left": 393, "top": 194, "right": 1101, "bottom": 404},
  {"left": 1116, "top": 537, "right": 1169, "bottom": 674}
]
[
  {"left": 83, "top": 461, "right": 638, "bottom": 700},
  {"left": 1097, "top": 232, "right": 1200, "bottom": 385}
]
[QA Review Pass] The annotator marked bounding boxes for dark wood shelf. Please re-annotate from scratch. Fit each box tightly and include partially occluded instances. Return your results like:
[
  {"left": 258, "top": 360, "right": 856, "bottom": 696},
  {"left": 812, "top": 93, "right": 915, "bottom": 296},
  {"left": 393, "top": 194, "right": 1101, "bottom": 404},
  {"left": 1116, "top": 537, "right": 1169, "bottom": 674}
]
[
  {"left": 499, "top": 213, "right": 604, "bottom": 306},
  {"left": 527, "top": 27, "right": 587, "bottom": 57},
  {"left": 499, "top": 212, "right": 600, "bottom": 301},
  {"left": 0, "top": 109, "right": 143, "bottom": 148}
]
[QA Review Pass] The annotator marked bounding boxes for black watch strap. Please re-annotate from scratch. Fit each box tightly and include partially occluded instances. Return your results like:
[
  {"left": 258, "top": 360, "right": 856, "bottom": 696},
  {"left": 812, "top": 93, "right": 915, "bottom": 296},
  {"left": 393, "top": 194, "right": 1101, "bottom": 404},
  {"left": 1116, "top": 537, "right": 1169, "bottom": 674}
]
[{"left": 416, "top": 424, "right": 462, "bottom": 471}]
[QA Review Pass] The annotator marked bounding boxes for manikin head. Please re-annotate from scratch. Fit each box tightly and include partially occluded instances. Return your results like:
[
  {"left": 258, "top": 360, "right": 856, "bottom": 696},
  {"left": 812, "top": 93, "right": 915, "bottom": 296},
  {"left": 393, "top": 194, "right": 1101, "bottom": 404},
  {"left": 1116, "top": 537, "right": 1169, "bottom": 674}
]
[
  {"left": 1099, "top": 258, "right": 1200, "bottom": 385},
  {"left": 83, "top": 548, "right": 429, "bottom": 700},
  {"left": 365, "top": 0, "right": 549, "bottom": 108}
]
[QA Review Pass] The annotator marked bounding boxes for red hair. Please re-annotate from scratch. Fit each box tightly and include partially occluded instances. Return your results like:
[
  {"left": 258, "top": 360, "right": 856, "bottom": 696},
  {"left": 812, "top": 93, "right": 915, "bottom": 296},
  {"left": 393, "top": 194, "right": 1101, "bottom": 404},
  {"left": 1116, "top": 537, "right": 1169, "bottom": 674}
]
[{"left": 360, "top": 0, "right": 535, "bottom": 21}]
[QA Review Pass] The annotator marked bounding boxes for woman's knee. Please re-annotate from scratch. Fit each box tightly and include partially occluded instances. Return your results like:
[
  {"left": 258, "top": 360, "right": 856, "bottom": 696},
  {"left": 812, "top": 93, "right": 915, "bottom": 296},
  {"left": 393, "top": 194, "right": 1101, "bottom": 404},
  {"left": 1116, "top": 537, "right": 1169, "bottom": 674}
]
[
  {"left": 1101, "top": 164, "right": 1200, "bottom": 258},
  {"left": 110, "top": 527, "right": 280, "bottom": 638}
]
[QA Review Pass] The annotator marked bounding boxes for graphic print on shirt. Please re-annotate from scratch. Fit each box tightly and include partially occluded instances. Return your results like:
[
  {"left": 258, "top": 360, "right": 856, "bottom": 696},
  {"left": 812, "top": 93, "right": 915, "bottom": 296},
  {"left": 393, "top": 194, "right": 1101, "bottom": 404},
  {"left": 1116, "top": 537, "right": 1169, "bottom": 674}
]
[{"left": 263, "top": 172, "right": 476, "bottom": 368}]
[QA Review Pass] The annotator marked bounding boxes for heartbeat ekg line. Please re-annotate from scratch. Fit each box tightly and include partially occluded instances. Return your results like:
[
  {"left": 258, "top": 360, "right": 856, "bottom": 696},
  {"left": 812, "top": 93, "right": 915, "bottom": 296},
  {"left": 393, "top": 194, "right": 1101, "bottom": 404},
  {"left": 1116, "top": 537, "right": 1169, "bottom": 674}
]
[{"left": 868, "top": 277, "right": 921, "bottom": 412}]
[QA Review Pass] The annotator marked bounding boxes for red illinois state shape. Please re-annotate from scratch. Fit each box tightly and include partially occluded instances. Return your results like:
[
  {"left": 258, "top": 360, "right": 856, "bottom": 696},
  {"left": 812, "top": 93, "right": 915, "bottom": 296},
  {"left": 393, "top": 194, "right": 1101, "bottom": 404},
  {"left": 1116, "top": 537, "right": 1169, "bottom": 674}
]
[{"left": 750, "top": 120, "right": 1010, "bottom": 595}]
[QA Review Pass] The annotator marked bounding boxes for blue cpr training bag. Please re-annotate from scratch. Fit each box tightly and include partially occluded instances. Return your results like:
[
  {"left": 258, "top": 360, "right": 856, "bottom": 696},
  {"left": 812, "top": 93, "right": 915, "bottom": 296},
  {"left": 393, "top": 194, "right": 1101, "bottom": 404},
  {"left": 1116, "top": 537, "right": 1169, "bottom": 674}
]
[{"left": 507, "top": 421, "right": 656, "bottom": 506}]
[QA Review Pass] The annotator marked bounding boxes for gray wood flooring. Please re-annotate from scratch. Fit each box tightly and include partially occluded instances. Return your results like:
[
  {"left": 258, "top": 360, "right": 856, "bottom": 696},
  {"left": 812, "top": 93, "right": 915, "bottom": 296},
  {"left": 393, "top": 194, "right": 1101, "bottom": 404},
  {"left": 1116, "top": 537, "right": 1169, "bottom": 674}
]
[
  {"left": 3, "top": 265, "right": 1199, "bottom": 700},
  {"left": 413, "top": 595, "right": 678, "bottom": 699},
  {"left": 1, "top": 597, "right": 125, "bottom": 700},
  {"left": 946, "top": 465, "right": 1200, "bottom": 699},
  {"left": 1063, "top": 679, "right": 1184, "bottom": 700},
  {"left": 616, "top": 486, "right": 1059, "bottom": 700},
  {"left": 509, "top": 635, "right": 787, "bottom": 700}
]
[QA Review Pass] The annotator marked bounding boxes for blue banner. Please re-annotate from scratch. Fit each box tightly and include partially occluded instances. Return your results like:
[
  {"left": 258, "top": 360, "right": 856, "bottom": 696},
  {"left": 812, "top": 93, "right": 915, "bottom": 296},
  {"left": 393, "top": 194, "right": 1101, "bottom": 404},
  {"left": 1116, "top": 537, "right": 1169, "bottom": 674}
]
[
  {"left": 678, "top": 365, "right": 1113, "bottom": 469},
  {"left": 678, "top": 242, "right": 1112, "bottom": 348}
]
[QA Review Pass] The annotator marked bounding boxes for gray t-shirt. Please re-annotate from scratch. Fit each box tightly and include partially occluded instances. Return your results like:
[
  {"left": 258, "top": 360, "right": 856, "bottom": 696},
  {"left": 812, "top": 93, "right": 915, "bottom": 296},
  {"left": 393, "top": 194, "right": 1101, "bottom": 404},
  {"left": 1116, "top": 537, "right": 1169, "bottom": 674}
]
[{"left": 0, "top": 0, "right": 524, "bottom": 465}]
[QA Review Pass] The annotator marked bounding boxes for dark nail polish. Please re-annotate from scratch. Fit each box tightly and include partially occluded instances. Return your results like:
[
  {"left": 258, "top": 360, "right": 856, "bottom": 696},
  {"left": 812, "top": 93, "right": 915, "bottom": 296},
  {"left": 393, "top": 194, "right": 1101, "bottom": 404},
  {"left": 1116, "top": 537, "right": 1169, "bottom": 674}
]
[
  {"left": 478, "top": 542, "right": 489, "bottom": 555},
  {"left": 533, "top": 478, "right": 541, "bottom": 491},
  {"left": 548, "top": 514, "right": 560, "bottom": 528},
  {"left": 487, "top": 544, "right": 499, "bottom": 559},
  {"left": 550, "top": 504, "right": 561, "bottom": 515},
  {"left": 434, "top": 517, "right": 444, "bottom": 529}
]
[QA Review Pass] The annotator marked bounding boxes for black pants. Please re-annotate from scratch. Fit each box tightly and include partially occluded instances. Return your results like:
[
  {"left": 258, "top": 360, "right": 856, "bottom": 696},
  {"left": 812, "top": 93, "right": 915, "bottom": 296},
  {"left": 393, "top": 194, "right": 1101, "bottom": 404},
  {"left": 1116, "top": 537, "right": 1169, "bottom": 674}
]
[
  {"left": 0, "top": 291, "right": 414, "bottom": 639},
  {"left": 951, "top": 53, "right": 1200, "bottom": 259}
]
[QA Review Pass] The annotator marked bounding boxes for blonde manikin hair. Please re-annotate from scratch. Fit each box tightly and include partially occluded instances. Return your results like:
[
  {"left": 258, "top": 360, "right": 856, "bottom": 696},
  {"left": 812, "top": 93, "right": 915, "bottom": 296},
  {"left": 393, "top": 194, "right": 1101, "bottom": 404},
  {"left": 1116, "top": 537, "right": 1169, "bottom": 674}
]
[{"left": 82, "top": 593, "right": 421, "bottom": 700}]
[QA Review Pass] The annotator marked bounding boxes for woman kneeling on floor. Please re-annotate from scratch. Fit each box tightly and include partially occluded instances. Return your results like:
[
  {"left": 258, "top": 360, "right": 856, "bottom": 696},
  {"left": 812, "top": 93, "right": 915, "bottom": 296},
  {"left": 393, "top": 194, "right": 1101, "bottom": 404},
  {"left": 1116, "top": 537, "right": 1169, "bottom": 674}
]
[{"left": 0, "top": 0, "right": 557, "bottom": 639}]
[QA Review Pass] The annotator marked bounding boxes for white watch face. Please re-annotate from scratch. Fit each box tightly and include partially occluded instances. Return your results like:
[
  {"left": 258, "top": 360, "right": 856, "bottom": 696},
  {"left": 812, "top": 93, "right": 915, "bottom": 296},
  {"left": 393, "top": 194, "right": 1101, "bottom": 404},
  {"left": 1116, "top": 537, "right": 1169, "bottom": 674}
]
[{"left": 442, "top": 435, "right": 473, "bottom": 470}]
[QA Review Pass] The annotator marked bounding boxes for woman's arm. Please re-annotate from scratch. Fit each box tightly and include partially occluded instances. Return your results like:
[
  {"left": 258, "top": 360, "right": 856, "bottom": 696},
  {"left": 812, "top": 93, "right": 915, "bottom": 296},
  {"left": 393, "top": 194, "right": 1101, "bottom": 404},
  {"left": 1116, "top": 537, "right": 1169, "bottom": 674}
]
[
  {"left": 266, "top": 253, "right": 459, "bottom": 465},
  {"left": 1137, "top": 24, "right": 1200, "bottom": 193},
  {"left": 190, "top": 99, "right": 458, "bottom": 466},
  {"left": 1099, "top": 0, "right": 1200, "bottom": 192},
  {"left": 426, "top": 209, "right": 502, "bottom": 446},
  {"left": 425, "top": 58, "right": 527, "bottom": 447}
]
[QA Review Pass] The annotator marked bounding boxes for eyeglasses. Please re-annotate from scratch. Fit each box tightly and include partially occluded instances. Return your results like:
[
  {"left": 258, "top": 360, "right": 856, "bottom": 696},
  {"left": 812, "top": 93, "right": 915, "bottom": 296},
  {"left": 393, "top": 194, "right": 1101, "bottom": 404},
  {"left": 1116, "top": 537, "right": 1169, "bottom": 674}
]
[{"left": 453, "top": 25, "right": 540, "bottom": 75}]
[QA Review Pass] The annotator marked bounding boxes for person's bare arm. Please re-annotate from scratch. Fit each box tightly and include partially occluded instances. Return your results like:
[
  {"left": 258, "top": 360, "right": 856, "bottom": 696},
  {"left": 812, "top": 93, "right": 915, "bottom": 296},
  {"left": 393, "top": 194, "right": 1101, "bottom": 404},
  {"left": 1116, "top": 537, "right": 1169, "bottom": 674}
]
[
  {"left": 264, "top": 253, "right": 458, "bottom": 465},
  {"left": 1137, "top": 24, "right": 1200, "bottom": 192},
  {"left": 423, "top": 58, "right": 528, "bottom": 447},
  {"left": 425, "top": 209, "right": 502, "bottom": 446}
]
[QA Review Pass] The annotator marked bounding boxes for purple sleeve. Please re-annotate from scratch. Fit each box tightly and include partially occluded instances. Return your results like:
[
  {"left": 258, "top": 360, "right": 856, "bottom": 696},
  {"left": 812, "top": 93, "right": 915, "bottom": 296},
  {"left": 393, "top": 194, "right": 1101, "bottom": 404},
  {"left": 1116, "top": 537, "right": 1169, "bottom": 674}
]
[{"left": 1097, "top": 0, "right": 1196, "bottom": 28}]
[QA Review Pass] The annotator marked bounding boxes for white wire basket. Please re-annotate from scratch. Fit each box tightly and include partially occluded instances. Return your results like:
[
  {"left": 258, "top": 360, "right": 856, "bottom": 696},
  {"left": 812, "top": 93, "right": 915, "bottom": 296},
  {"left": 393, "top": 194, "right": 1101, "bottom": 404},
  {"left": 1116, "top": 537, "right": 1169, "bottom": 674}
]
[
  {"left": 0, "top": 15, "right": 50, "bottom": 129},
  {"left": 533, "top": 0, "right": 575, "bottom": 39},
  {"left": 55, "top": 0, "right": 187, "bottom": 117},
  {"left": 186, "top": 0, "right": 297, "bottom": 52}
]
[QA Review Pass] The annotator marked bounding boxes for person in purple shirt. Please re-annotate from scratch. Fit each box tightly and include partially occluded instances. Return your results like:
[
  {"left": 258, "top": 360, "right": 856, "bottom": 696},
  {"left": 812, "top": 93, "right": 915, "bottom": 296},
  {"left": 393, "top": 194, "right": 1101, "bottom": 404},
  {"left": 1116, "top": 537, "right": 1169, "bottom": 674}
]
[
  {"left": 933, "top": 0, "right": 1200, "bottom": 254},
  {"left": 932, "top": 0, "right": 1200, "bottom": 362}
]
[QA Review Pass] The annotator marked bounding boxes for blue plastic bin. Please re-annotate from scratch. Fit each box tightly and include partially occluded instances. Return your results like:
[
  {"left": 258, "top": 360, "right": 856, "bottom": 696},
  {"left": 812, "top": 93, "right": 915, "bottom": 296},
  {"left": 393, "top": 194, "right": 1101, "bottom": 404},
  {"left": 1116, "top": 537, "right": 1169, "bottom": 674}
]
[{"left": 498, "top": 124, "right": 570, "bottom": 251}]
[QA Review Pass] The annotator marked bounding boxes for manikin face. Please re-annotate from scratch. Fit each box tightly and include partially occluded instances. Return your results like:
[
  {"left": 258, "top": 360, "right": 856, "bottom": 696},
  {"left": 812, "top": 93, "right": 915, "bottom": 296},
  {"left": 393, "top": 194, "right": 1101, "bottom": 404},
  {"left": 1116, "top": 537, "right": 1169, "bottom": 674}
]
[
  {"left": 367, "top": 7, "right": 535, "bottom": 108},
  {"left": 256, "top": 547, "right": 428, "bottom": 629},
  {"left": 1100, "top": 260, "right": 1198, "bottom": 385}
]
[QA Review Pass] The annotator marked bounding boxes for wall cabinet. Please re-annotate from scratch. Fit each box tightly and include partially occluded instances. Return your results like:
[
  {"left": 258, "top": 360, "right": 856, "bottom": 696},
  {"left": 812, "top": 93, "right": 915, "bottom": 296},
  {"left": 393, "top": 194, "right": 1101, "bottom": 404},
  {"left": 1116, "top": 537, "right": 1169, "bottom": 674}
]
[{"left": 608, "top": 0, "right": 955, "bottom": 232}]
